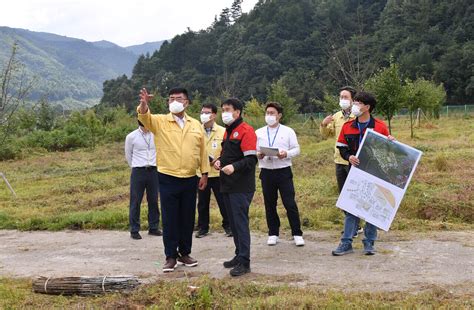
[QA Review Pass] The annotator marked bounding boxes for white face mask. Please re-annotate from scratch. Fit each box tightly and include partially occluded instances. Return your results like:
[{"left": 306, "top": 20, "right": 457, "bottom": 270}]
[
  {"left": 351, "top": 105, "right": 363, "bottom": 117},
  {"left": 339, "top": 99, "right": 351, "bottom": 110},
  {"left": 222, "top": 112, "right": 235, "bottom": 125},
  {"left": 200, "top": 113, "right": 211, "bottom": 124},
  {"left": 265, "top": 115, "right": 278, "bottom": 126},
  {"left": 169, "top": 100, "right": 185, "bottom": 114}
]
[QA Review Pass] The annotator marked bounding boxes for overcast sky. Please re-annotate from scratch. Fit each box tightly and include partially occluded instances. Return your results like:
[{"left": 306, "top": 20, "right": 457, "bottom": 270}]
[{"left": 0, "top": 0, "right": 259, "bottom": 46}]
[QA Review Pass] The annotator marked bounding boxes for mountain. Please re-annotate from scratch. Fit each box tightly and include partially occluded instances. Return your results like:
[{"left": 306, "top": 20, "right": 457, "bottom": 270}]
[
  {"left": 0, "top": 27, "right": 141, "bottom": 109},
  {"left": 126, "top": 41, "right": 167, "bottom": 56},
  {"left": 91, "top": 40, "right": 122, "bottom": 49},
  {"left": 102, "top": 0, "right": 473, "bottom": 110}
]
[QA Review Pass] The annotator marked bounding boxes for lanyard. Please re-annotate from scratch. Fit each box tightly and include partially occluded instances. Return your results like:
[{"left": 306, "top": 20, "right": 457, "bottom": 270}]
[
  {"left": 139, "top": 131, "right": 151, "bottom": 150},
  {"left": 267, "top": 125, "right": 280, "bottom": 147},
  {"left": 357, "top": 121, "right": 367, "bottom": 145}
]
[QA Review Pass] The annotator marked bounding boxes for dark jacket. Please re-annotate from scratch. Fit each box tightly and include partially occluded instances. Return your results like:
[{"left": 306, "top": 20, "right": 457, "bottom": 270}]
[{"left": 219, "top": 117, "right": 257, "bottom": 193}]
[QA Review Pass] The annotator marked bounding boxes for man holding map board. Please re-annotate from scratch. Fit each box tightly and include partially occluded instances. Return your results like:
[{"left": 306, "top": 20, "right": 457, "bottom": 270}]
[
  {"left": 256, "top": 102, "right": 304, "bottom": 247},
  {"left": 336, "top": 129, "right": 422, "bottom": 235},
  {"left": 332, "top": 91, "right": 392, "bottom": 256},
  {"left": 332, "top": 90, "right": 423, "bottom": 257}
]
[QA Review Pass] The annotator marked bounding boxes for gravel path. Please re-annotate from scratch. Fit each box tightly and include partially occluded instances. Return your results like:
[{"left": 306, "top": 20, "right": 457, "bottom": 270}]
[{"left": 0, "top": 230, "right": 473, "bottom": 292}]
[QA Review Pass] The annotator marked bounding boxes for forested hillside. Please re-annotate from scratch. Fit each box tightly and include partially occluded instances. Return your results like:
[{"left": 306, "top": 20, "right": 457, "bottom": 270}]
[
  {"left": 0, "top": 28, "right": 162, "bottom": 109},
  {"left": 100, "top": 0, "right": 473, "bottom": 111},
  {"left": 126, "top": 41, "right": 167, "bottom": 56}
]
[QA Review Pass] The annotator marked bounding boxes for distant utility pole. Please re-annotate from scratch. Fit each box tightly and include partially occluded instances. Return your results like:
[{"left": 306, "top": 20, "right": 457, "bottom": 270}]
[{"left": 0, "top": 172, "right": 17, "bottom": 198}]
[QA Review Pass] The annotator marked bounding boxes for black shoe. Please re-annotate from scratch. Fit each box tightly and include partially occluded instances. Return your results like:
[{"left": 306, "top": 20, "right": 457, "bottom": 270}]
[
  {"left": 223, "top": 256, "right": 239, "bottom": 268},
  {"left": 130, "top": 232, "right": 142, "bottom": 240},
  {"left": 230, "top": 263, "right": 250, "bottom": 277},
  {"left": 148, "top": 229, "right": 162, "bottom": 236},
  {"left": 224, "top": 227, "right": 233, "bottom": 237},
  {"left": 195, "top": 229, "right": 209, "bottom": 238}
]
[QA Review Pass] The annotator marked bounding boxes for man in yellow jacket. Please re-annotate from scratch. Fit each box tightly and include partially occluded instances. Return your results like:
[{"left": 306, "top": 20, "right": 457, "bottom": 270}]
[
  {"left": 319, "top": 86, "right": 360, "bottom": 237},
  {"left": 138, "top": 87, "right": 209, "bottom": 273},
  {"left": 195, "top": 103, "right": 231, "bottom": 238}
]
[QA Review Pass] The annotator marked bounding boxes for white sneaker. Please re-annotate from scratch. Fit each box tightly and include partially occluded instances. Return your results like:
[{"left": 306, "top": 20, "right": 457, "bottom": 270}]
[
  {"left": 267, "top": 235, "right": 279, "bottom": 246},
  {"left": 294, "top": 235, "right": 305, "bottom": 247}
]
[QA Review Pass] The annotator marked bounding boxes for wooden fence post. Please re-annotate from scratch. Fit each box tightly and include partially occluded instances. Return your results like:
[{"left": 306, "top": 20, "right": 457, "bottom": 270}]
[{"left": 0, "top": 172, "right": 17, "bottom": 198}]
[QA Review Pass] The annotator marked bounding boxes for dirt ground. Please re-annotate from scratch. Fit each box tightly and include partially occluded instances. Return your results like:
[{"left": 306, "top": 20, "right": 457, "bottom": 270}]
[{"left": 0, "top": 230, "right": 473, "bottom": 293}]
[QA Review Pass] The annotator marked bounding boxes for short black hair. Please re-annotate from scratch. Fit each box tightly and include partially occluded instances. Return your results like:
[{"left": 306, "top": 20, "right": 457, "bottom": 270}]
[
  {"left": 137, "top": 120, "right": 144, "bottom": 127},
  {"left": 339, "top": 86, "right": 357, "bottom": 99},
  {"left": 202, "top": 103, "right": 217, "bottom": 114},
  {"left": 221, "top": 98, "right": 243, "bottom": 112},
  {"left": 354, "top": 91, "right": 376, "bottom": 113},
  {"left": 168, "top": 87, "right": 190, "bottom": 102},
  {"left": 265, "top": 102, "right": 283, "bottom": 114}
]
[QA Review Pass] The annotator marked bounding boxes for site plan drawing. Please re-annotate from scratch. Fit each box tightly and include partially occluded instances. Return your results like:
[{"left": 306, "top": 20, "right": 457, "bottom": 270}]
[{"left": 337, "top": 129, "right": 423, "bottom": 231}]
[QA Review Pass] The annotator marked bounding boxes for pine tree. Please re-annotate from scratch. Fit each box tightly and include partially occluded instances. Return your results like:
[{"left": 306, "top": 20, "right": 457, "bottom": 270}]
[{"left": 230, "top": 0, "right": 243, "bottom": 22}]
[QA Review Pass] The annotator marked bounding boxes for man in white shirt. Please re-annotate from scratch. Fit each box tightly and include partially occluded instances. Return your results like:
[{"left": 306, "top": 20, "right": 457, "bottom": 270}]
[
  {"left": 125, "top": 120, "right": 161, "bottom": 240},
  {"left": 256, "top": 102, "right": 304, "bottom": 247}
]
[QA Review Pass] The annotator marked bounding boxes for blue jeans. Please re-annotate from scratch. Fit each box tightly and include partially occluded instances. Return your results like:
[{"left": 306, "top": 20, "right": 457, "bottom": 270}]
[{"left": 341, "top": 212, "right": 377, "bottom": 244}]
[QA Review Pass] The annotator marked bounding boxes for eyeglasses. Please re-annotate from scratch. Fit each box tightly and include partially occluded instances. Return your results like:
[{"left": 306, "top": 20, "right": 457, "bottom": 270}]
[{"left": 169, "top": 97, "right": 187, "bottom": 103}]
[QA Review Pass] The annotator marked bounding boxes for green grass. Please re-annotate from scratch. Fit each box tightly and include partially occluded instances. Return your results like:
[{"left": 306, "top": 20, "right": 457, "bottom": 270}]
[
  {"left": 1, "top": 276, "right": 472, "bottom": 309},
  {"left": 0, "top": 117, "right": 473, "bottom": 231},
  {"left": 0, "top": 117, "right": 473, "bottom": 308}
]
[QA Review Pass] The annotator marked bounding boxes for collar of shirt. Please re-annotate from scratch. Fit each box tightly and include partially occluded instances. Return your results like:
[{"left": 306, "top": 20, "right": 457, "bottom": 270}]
[
  {"left": 173, "top": 114, "right": 186, "bottom": 129},
  {"left": 204, "top": 126, "right": 213, "bottom": 137},
  {"left": 138, "top": 127, "right": 151, "bottom": 135},
  {"left": 341, "top": 110, "right": 352, "bottom": 119}
]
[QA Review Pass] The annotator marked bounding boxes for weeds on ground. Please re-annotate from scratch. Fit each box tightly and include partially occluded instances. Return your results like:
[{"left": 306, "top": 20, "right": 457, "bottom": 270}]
[
  {"left": 0, "top": 117, "right": 472, "bottom": 231},
  {"left": 1, "top": 277, "right": 473, "bottom": 309}
]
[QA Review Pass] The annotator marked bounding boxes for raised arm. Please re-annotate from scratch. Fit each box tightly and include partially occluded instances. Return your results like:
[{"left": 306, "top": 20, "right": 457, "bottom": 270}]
[
  {"left": 320, "top": 114, "right": 335, "bottom": 139},
  {"left": 137, "top": 88, "right": 161, "bottom": 134}
]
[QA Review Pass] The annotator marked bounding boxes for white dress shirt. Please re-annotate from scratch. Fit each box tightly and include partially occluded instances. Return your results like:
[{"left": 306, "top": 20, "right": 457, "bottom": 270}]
[
  {"left": 173, "top": 114, "right": 186, "bottom": 129},
  {"left": 124, "top": 128, "right": 157, "bottom": 168},
  {"left": 256, "top": 124, "right": 300, "bottom": 169}
]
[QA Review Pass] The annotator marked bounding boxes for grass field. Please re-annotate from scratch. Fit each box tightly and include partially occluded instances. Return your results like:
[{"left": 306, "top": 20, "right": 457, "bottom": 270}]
[
  {"left": 1, "top": 277, "right": 473, "bottom": 309},
  {"left": 0, "top": 116, "right": 472, "bottom": 232},
  {"left": 0, "top": 116, "right": 473, "bottom": 308}
]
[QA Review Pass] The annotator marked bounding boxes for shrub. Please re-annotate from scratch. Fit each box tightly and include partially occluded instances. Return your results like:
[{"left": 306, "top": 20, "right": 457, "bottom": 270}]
[
  {"left": 434, "top": 154, "right": 448, "bottom": 172},
  {"left": 0, "top": 140, "right": 21, "bottom": 160}
]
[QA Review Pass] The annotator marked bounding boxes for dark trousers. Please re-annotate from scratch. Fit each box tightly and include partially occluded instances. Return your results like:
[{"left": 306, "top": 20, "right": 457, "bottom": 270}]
[
  {"left": 129, "top": 167, "right": 160, "bottom": 233},
  {"left": 197, "top": 177, "right": 229, "bottom": 231},
  {"left": 335, "top": 163, "right": 360, "bottom": 234},
  {"left": 335, "top": 163, "right": 350, "bottom": 192},
  {"left": 223, "top": 192, "right": 254, "bottom": 267},
  {"left": 158, "top": 172, "right": 198, "bottom": 259},
  {"left": 259, "top": 167, "right": 303, "bottom": 236}
]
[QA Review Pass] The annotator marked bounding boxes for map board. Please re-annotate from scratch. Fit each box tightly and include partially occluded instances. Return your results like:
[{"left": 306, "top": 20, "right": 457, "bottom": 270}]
[{"left": 336, "top": 129, "right": 423, "bottom": 231}]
